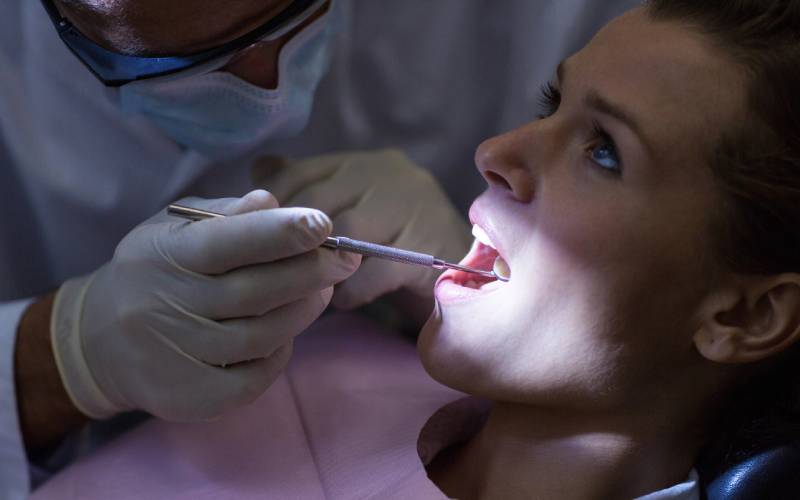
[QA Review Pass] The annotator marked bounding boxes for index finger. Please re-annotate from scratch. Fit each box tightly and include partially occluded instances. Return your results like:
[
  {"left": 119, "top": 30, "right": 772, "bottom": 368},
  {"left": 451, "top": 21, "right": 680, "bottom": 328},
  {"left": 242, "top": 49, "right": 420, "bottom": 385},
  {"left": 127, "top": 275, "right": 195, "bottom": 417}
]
[{"left": 164, "top": 207, "right": 334, "bottom": 274}]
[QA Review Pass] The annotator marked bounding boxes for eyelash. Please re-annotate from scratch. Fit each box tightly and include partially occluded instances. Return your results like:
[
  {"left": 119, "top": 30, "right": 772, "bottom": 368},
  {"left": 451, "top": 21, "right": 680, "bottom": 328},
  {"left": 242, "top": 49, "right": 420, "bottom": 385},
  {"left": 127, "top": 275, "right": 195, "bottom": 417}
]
[
  {"left": 537, "top": 81, "right": 623, "bottom": 176},
  {"left": 538, "top": 81, "right": 561, "bottom": 119}
]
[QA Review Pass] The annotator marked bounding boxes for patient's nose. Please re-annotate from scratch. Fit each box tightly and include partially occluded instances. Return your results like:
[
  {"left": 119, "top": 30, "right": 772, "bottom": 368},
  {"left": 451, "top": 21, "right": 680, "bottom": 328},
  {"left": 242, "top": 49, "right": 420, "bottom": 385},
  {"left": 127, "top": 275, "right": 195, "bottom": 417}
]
[{"left": 475, "top": 130, "right": 534, "bottom": 203}]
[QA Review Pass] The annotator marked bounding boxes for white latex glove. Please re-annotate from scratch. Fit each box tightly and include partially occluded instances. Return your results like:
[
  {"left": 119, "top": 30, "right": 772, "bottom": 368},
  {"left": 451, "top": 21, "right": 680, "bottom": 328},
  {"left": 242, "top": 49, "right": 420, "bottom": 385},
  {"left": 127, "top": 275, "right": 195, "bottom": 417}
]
[
  {"left": 51, "top": 190, "right": 360, "bottom": 421},
  {"left": 252, "top": 150, "right": 471, "bottom": 310}
]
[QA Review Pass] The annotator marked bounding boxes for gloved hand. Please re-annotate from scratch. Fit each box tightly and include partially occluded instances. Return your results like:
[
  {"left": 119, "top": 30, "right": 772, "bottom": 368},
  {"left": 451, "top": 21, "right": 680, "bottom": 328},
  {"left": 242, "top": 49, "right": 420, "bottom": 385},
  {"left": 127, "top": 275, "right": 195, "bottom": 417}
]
[
  {"left": 51, "top": 190, "right": 360, "bottom": 421},
  {"left": 252, "top": 150, "right": 471, "bottom": 310}
]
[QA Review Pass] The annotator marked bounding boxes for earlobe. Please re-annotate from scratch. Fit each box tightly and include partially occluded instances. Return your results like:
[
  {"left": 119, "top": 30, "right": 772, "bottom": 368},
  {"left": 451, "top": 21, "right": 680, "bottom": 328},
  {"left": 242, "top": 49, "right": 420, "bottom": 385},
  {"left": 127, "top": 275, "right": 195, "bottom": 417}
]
[
  {"left": 694, "top": 325, "right": 739, "bottom": 363},
  {"left": 693, "top": 275, "right": 800, "bottom": 364}
]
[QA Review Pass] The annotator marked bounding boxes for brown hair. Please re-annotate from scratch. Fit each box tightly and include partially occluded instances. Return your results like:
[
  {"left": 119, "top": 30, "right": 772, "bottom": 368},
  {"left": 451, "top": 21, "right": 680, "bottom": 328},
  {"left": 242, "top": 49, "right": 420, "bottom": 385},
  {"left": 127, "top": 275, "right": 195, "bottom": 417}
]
[
  {"left": 648, "top": 0, "right": 800, "bottom": 274},
  {"left": 647, "top": 0, "right": 800, "bottom": 477}
]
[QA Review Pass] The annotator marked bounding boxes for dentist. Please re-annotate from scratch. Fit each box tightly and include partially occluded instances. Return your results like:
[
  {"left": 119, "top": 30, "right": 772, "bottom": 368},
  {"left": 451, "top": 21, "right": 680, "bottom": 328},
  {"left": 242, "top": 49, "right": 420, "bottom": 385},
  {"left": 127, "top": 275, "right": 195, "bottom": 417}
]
[{"left": 0, "top": 0, "right": 458, "bottom": 497}]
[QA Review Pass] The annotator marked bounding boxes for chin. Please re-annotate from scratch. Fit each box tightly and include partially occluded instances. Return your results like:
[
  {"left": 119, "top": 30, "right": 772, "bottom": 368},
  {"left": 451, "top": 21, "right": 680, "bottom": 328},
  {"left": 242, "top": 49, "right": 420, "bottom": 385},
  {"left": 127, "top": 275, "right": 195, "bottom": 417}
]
[
  {"left": 417, "top": 304, "right": 499, "bottom": 398},
  {"left": 417, "top": 304, "right": 446, "bottom": 379},
  {"left": 418, "top": 302, "right": 604, "bottom": 408},
  {"left": 418, "top": 306, "right": 466, "bottom": 390}
]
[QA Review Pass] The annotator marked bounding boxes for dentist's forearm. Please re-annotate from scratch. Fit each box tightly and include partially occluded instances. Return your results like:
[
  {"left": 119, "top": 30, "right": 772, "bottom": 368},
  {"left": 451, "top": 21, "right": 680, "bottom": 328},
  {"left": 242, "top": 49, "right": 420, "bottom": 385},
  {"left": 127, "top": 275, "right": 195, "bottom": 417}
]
[{"left": 14, "top": 292, "right": 87, "bottom": 455}]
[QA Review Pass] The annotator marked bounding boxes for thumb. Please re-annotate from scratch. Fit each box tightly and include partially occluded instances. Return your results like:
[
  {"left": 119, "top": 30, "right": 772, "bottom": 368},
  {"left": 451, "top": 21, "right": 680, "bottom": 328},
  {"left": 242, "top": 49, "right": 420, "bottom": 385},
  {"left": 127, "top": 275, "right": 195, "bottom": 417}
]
[
  {"left": 143, "top": 191, "right": 278, "bottom": 227},
  {"left": 168, "top": 190, "right": 280, "bottom": 220}
]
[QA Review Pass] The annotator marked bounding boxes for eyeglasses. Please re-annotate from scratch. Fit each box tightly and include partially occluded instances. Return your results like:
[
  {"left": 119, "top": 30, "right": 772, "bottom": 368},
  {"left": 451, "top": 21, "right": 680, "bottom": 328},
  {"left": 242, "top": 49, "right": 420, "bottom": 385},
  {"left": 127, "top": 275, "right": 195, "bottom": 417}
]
[{"left": 40, "top": 0, "right": 327, "bottom": 87}]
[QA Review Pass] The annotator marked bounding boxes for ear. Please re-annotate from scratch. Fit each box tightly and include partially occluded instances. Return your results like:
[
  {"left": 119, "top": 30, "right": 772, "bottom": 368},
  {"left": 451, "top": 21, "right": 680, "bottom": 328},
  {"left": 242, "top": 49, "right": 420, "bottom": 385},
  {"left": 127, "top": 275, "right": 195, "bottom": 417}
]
[{"left": 694, "top": 274, "right": 800, "bottom": 364}]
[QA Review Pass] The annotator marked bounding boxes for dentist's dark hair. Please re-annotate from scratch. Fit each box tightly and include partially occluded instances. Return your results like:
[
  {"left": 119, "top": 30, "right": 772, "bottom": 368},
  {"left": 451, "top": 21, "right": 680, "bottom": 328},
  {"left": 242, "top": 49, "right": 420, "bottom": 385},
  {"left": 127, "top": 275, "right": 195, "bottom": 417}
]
[{"left": 647, "top": 0, "right": 800, "bottom": 481}]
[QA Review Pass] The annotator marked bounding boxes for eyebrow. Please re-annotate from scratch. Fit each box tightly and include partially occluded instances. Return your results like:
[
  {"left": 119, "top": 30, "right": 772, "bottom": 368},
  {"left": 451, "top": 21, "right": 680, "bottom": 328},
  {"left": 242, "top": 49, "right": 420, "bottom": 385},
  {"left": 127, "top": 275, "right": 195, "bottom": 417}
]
[{"left": 556, "top": 61, "right": 655, "bottom": 156}]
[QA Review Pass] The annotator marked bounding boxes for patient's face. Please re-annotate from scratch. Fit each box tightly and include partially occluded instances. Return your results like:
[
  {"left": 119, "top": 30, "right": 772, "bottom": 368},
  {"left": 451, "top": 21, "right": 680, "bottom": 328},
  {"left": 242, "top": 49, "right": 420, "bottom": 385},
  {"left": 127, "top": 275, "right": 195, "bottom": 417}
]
[{"left": 418, "top": 8, "right": 747, "bottom": 411}]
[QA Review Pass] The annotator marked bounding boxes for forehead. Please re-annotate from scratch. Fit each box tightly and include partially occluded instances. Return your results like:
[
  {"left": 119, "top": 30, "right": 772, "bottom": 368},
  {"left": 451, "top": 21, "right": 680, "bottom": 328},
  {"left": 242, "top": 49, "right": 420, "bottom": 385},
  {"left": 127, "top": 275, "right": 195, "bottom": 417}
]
[
  {"left": 567, "top": 8, "right": 746, "bottom": 165},
  {"left": 61, "top": 0, "right": 292, "bottom": 54}
]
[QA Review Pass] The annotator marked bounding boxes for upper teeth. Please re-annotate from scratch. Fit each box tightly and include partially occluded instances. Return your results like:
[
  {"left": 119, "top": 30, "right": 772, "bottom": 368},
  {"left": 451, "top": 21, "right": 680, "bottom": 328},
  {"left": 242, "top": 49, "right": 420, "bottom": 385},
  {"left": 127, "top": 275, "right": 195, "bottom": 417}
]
[{"left": 472, "top": 225, "right": 496, "bottom": 249}]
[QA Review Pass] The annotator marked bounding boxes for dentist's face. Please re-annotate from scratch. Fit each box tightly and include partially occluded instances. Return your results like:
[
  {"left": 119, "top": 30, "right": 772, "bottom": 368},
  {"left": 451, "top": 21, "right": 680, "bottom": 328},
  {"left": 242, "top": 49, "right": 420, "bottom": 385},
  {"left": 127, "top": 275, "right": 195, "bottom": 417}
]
[
  {"left": 418, "top": 8, "right": 747, "bottom": 412},
  {"left": 55, "top": 0, "right": 327, "bottom": 88}
]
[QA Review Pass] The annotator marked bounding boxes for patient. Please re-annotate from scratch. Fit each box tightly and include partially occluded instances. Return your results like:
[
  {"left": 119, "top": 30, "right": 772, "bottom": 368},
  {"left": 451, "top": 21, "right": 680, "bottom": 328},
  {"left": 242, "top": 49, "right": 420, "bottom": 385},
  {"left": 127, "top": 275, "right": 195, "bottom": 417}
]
[{"left": 31, "top": 1, "right": 800, "bottom": 499}]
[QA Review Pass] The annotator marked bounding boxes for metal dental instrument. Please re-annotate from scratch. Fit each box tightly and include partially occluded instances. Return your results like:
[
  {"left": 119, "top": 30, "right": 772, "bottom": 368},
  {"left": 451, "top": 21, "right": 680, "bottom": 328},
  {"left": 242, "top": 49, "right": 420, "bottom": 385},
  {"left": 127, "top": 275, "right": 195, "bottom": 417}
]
[{"left": 166, "top": 204, "right": 509, "bottom": 282}]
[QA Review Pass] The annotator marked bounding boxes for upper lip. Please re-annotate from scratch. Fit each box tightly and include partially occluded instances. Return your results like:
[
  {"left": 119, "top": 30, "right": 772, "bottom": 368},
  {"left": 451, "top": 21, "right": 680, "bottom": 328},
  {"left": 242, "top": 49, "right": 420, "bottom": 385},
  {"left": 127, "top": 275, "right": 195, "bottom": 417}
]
[{"left": 468, "top": 197, "right": 508, "bottom": 263}]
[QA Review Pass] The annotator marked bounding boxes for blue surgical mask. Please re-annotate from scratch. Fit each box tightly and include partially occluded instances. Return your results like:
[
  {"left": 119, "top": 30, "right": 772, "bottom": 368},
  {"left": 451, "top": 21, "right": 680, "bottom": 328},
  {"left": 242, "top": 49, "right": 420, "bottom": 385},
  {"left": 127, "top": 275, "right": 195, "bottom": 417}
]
[{"left": 118, "top": 7, "right": 335, "bottom": 160}]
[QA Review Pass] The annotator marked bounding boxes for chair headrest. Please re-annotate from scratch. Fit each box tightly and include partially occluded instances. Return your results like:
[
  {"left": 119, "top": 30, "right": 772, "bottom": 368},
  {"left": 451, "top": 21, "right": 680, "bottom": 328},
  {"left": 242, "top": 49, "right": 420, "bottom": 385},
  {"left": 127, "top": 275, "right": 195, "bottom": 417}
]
[{"left": 705, "top": 443, "right": 800, "bottom": 500}]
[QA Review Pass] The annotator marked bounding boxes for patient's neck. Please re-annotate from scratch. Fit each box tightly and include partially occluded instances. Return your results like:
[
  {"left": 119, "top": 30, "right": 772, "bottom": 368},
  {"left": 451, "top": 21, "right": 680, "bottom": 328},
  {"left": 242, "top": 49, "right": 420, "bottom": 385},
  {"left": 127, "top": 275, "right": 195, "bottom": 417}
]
[{"left": 427, "top": 401, "right": 701, "bottom": 500}]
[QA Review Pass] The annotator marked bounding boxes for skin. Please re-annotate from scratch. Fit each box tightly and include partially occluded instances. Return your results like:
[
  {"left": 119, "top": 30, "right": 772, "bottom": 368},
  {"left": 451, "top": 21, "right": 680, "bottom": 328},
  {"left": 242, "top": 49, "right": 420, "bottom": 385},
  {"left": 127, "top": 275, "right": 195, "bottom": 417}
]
[
  {"left": 420, "top": 8, "right": 800, "bottom": 499},
  {"left": 55, "top": 0, "right": 329, "bottom": 88},
  {"left": 22, "top": 3, "right": 800, "bottom": 495},
  {"left": 17, "top": 0, "right": 327, "bottom": 455}
]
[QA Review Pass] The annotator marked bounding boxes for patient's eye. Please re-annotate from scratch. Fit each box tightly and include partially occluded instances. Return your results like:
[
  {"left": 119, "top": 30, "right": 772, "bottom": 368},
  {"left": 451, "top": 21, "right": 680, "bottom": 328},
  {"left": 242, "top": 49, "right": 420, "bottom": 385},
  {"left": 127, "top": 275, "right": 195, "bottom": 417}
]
[
  {"left": 589, "top": 121, "right": 621, "bottom": 174},
  {"left": 538, "top": 82, "right": 622, "bottom": 175},
  {"left": 538, "top": 81, "right": 561, "bottom": 118},
  {"left": 591, "top": 142, "right": 619, "bottom": 171}
]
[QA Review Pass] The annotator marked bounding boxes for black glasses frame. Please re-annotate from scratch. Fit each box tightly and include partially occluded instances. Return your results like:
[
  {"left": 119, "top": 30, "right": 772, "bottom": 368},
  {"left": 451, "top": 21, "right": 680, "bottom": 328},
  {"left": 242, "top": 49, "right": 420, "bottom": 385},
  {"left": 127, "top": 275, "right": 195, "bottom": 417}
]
[{"left": 40, "top": 0, "right": 323, "bottom": 87}]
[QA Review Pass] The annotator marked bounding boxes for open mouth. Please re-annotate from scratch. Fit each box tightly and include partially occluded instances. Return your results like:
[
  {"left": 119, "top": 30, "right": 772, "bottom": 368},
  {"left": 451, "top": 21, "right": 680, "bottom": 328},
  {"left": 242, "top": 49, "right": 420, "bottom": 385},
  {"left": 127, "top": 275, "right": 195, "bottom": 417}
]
[{"left": 440, "top": 225, "right": 511, "bottom": 292}]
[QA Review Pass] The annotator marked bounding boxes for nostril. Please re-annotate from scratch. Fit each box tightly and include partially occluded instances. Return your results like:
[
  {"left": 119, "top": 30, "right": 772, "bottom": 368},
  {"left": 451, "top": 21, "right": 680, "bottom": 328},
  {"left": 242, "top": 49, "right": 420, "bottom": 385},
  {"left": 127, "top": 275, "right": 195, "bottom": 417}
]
[{"left": 485, "top": 171, "right": 512, "bottom": 191}]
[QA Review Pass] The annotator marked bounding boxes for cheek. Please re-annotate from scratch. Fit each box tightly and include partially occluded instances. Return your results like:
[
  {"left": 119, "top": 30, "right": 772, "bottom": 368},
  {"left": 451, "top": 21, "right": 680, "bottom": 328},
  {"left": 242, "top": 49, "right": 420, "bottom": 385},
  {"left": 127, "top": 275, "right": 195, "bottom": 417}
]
[
  {"left": 418, "top": 238, "right": 623, "bottom": 402},
  {"left": 538, "top": 182, "right": 709, "bottom": 304},
  {"left": 541, "top": 200, "right": 712, "bottom": 357},
  {"left": 418, "top": 284, "right": 630, "bottom": 407},
  {"left": 221, "top": 43, "right": 281, "bottom": 88},
  {"left": 419, "top": 208, "right": 712, "bottom": 407},
  {"left": 536, "top": 184, "right": 638, "bottom": 269}
]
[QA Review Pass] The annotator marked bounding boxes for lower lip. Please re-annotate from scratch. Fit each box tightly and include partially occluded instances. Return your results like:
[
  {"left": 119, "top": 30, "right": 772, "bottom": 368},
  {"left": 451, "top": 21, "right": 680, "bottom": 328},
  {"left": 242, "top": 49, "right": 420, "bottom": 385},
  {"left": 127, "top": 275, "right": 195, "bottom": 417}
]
[{"left": 434, "top": 271, "right": 505, "bottom": 305}]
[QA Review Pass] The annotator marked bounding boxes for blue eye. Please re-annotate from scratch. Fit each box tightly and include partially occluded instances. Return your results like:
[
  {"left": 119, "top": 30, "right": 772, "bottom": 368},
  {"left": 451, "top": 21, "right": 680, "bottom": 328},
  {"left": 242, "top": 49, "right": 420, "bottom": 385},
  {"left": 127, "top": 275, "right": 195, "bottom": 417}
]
[
  {"left": 591, "top": 141, "right": 620, "bottom": 171},
  {"left": 589, "top": 122, "right": 622, "bottom": 174}
]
